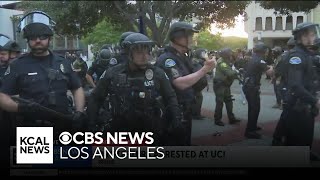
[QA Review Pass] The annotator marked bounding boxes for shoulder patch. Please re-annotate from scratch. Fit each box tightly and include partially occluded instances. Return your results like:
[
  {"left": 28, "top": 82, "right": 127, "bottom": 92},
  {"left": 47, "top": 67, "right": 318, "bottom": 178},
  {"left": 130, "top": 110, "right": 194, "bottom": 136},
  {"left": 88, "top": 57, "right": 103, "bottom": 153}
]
[
  {"left": 289, "top": 57, "right": 301, "bottom": 65},
  {"left": 260, "top": 60, "right": 266, "bottom": 64},
  {"left": 165, "top": 59, "right": 176, "bottom": 68},
  {"left": 109, "top": 58, "right": 118, "bottom": 65}
]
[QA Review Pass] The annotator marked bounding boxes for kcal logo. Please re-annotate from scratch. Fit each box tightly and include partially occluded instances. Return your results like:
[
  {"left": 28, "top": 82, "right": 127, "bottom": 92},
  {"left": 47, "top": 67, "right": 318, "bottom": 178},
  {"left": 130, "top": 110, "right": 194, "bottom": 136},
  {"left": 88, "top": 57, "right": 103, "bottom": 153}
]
[{"left": 16, "top": 127, "right": 53, "bottom": 164}]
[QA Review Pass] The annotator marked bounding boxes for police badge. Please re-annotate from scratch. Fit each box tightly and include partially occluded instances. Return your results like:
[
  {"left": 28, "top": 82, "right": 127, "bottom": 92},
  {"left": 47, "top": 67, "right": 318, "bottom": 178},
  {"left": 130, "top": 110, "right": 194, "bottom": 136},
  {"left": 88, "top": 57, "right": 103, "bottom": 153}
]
[
  {"left": 145, "top": 69, "right": 154, "bottom": 80},
  {"left": 60, "top": 64, "right": 65, "bottom": 73}
]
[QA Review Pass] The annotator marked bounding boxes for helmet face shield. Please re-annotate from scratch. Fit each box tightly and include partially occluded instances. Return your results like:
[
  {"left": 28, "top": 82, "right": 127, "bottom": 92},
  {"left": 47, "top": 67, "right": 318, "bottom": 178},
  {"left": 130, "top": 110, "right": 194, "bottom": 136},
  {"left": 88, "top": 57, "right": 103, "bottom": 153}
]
[
  {"left": 0, "top": 35, "right": 11, "bottom": 48},
  {"left": 18, "top": 11, "right": 55, "bottom": 38},
  {"left": 130, "top": 44, "right": 153, "bottom": 55},
  {"left": 18, "top": 12, "right": 55, "bottom": 33}
]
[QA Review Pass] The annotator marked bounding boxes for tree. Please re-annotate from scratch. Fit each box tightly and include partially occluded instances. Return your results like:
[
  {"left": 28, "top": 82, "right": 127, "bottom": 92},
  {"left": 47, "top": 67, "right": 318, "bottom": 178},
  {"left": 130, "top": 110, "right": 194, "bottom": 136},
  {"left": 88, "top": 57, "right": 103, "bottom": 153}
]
[
  {"left": 82, "top": 18, "right": 123, "bottom": 53},
  {"left": 194, "top": 30, "right": 222, "bottom": 50},
  {"left": 18, "top": 1, "right": 250, "bottom": 46},
  {"left": 258, "top": 1, "right": 319, "bottom": 14},
  {"left": 220, "top": 36, "right": 248, "bottom": 50}
]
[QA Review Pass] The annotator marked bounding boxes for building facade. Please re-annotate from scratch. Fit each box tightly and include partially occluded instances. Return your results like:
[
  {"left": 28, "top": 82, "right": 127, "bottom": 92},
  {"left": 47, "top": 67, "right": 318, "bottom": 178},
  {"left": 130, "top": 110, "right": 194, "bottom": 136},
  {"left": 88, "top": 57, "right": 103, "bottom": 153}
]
[{"left": 244, "top": 1, "right": 320, "bottom": 49}]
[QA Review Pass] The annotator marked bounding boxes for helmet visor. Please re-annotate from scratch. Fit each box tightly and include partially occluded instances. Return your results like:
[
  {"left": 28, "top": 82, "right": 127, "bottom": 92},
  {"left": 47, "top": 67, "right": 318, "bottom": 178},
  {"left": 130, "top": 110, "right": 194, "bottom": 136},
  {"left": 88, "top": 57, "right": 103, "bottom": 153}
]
[
  {"left": 18, "top": 12, "right": 56, "bottom": 32},
  {"left": 0, "top": 35, "right": 11, "bottom": 47}
]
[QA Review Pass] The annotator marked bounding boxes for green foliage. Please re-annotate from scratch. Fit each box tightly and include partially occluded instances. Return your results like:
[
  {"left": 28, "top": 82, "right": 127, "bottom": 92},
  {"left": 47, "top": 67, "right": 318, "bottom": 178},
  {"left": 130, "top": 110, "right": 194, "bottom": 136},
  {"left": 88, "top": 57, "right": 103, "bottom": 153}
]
[
  {"left": 220, "top": 36, "right": 248, "bottom": 50},
  {"left": 195, "top": 30, "right": 223, "bottom": 50},
  {"left": 258, "top": 1, "right": 319, "bottom": 15},
  {"left": 82, "top": 18, "right": 123, "bottom": 53},
  {"left": 17, "top": 1, "right": 250, "bottom": 46},
  {"left": 195, "top": 30, "right": 248, "bottom": 51}
]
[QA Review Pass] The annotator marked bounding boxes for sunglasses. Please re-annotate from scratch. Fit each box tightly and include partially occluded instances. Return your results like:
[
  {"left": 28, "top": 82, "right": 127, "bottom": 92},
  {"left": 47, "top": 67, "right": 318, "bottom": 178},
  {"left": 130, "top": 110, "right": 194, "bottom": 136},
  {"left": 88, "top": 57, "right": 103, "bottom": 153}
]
[{"left": 28, "top": 35, "right": 49, "bottom": 41}]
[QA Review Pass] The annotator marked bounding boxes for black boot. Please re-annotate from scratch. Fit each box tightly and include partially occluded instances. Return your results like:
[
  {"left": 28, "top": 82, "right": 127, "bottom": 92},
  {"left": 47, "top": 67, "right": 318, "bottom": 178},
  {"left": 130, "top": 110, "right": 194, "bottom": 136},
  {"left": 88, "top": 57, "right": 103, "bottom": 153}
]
[{"left": 215, "top": 120, "right": 225, "bottom": 126}]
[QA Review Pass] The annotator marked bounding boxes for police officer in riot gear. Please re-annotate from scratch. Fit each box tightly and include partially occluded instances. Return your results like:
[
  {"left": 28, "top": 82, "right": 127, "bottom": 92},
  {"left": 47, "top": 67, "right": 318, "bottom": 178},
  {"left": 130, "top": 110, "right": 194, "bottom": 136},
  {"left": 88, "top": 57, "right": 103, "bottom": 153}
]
[
  {"left": 214, "top": 48, "right": 241, "bottom": 126},
  {"left": 243, "top": 42, "right": 273, "bottom": 139},
  {"left": 86, "top": 48, "right": 114, "bottom": 88},
  {"left": 0, "top": 34, "right": 12, "bottom": 87},
  {"left": 6, "top": 41, "right": 21, "bottom": 61},
  {"left": 271, "top": 46, "right": 284, "bottom": 109},
  {"left": 156, "top": 21, "right": 216, "bottom": 145},
  {"left": 87, "top": 33, "right": 183, "bottom": 145},
  {"left": 272, "top": 37, "right": 296, "bottom": 145},
  {"left": 273, "top": 22, "right": 320, "bottom": 147},
  {"left": 0, "top": 11, "right": 85, "bottom": 132},
  {"left": 112, "top": 32, "right": 135, "bottom": 65},
  {"left": 191, "top": 48, "right": 209, "bottom": 120}
]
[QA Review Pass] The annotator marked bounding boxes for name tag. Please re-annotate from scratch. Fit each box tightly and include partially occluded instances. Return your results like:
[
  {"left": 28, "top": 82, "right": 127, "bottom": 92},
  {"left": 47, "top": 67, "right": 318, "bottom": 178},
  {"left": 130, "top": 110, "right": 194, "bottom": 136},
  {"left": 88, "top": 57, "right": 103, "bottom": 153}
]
[{"left": 28, "top": 72, "right": 38, "bottom": 76}]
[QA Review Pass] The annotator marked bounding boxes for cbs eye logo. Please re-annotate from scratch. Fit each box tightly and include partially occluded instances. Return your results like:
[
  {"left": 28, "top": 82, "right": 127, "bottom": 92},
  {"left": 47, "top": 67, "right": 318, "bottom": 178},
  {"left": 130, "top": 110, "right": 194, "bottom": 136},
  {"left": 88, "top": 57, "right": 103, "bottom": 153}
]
[{"left": 59, "top": 132, "right": 72, "bottom": 145}]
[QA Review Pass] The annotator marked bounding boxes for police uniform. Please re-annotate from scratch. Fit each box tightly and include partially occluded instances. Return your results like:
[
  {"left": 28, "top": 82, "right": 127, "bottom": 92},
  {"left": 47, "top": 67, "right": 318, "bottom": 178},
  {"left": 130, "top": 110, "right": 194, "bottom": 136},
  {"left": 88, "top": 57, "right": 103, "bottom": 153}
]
[
  {"left": 213, "top": 57, "right": 238, "bottom": 124},
  {"left": 0, "top": 51, "right": 82, "bottom": 123},
  {"left": 0, "top": 65, "right": 8, "bottom": 87},
  {"left": 87, "top": 63, "right": 182, "bottom": 145},
  {"left": 87, "top": 59, "right": 109, "bottom": 81},
  {"left": 191, "top": 58, "right": 206, "bottom": 119},
  {"left": 279, "top": 45, "right": 318, "bottom": 146},
  {"left": 156, "top": 46, "right": 206, "bottom": 145},
  {"left": 243, "top": 51, "right": 268, "bottom": 137},
  {"left": 72, "top": 57, "right": 88, "bottom": 87},
  {"left": 273, "top": 53, "right": 284, "bottom": 107}
]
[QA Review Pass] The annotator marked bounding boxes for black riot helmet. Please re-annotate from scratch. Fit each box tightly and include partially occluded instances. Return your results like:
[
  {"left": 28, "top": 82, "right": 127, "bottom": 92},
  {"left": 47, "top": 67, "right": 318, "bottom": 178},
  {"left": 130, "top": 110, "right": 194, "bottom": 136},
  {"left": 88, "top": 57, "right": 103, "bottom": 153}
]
[
  {"left": 253, "top": 42, "right": 268, "bottom": 54},
  {"left": 219, "top": 48, "right": 234, "bottom": 59},
  {"left": 100, "top": 44, "right": 115, "bottom": 54},
  {"left": 194, "top": 48, "right": 208, "bottom": 59},
  {"left": 0, "top": 34, "right": 11, "bottom": 51},
  {"left": 99, "top": 49, "right": 112, "bottom": 60},
  {"left": 4, "top": 41, "right": 21, "bottom": 53},
  {"left": 122, "top": 33, "right": 155, "bottom": 62},
  {"left": 272, "top": 46, "right": 283, "bottom": 55},
  {"left": 119, "top": 32, "right": 135, "bottom": 48},
  {"left": 168, "top": 21, "right": 199, "bottom": 41},
  {"left": 17, "top": 11, "right": 56, "bottom": 39},
  {"left": 292, "top": 22, "right": 320, "bottom": 46}
]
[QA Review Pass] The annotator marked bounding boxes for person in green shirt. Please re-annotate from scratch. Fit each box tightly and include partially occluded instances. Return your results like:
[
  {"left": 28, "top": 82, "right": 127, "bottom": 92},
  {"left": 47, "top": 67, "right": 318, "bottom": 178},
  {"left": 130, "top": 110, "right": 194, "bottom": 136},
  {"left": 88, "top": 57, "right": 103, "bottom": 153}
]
[{"left": 213, "top": 48, "right": 241, "bottom": 126}]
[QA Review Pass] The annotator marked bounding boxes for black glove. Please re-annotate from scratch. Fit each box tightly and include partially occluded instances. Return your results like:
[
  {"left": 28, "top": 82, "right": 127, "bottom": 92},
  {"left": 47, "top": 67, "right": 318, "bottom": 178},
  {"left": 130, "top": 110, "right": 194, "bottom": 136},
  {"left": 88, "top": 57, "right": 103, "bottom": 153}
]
[{"left": 18, "top": 102, "right": 42, "bottom": 113}]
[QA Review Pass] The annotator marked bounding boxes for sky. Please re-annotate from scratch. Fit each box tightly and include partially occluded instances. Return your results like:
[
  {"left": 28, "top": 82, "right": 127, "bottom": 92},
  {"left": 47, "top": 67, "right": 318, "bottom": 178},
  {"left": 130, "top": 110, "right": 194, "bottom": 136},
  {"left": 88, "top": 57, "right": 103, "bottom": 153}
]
[{"left": 210, "top": 15, "right": 248, "bottom": 38}]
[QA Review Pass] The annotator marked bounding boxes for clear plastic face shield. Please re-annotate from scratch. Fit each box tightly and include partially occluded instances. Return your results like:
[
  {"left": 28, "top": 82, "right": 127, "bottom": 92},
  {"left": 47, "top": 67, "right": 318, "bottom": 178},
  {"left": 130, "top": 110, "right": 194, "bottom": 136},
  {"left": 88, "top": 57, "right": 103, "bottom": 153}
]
[
  {"left": 0, "top": 35, "right": 11, "bottom": 48},
  {"left": 299, "top": 25, "right": 320, "bottom": 47},
  {"left": 17, "top": 11, "right": 56, "bottom": 35},
  {"left": 0, "top": 35, "right": 11, "bottom": 64},
  {"left": 129, "top": 43, "right": 154, "bottom": 68}
]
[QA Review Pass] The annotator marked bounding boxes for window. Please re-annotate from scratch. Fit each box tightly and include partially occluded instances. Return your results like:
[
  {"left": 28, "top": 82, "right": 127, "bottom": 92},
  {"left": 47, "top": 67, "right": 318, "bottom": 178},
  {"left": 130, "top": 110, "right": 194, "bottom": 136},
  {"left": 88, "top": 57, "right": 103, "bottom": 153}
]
[
  {"left": 255, "top": 17, "right": 262, "bottom": 31},
  {"left": 286, "top": 16, "right": 293, "bottom": 30},
  {"left": 275, "top": 17, "right": 282, "bottom": 30},
  {"left": 297, "top": 16, "right": 304, "bottom": 27},
  {"left": 265, "top": 17, "right": 272, "bottom": 30}
]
